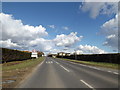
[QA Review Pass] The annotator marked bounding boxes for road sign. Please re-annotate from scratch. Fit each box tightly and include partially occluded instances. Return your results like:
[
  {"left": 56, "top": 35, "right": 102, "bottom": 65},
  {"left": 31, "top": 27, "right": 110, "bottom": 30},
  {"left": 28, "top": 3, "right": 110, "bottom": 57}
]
[{"left": 31, "top": 49, "right": 38, "bottom": 58}]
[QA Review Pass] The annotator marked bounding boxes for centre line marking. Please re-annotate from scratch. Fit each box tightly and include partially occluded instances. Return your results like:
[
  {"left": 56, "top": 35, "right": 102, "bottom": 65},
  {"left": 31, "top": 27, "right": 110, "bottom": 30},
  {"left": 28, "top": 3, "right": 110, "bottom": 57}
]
[
  {"left": 80, "top": 80, "right": 94, "bottom": 89},
  {"left": 60, "top": 65, "right": 70, "bottom": 72}
]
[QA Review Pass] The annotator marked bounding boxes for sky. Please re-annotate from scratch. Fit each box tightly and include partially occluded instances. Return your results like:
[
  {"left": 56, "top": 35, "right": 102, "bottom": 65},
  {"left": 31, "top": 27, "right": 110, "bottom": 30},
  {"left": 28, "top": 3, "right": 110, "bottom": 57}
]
[{"left": 0, "top": 2, "right": 119, "bottom": 54}]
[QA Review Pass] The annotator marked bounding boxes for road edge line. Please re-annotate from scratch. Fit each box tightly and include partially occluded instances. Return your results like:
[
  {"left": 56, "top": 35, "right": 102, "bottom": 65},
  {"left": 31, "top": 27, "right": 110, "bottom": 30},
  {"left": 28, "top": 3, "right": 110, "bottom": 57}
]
[{"left": 80, "top": 80, "right": 94, "bottom": 89}]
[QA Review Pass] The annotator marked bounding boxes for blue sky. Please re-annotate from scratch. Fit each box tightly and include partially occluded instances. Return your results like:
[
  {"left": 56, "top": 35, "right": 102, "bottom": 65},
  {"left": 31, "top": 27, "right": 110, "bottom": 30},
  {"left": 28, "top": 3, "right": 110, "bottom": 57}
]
[{"left": 1, "top": 2, "right": 118, "bottom": 54}]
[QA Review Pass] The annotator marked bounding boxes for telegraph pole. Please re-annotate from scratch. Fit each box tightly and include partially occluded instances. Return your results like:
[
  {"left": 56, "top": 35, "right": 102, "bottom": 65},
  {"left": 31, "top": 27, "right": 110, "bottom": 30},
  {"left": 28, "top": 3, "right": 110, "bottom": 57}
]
[{"left": 74, "top": 49, "right": 77, "bottom": 60}]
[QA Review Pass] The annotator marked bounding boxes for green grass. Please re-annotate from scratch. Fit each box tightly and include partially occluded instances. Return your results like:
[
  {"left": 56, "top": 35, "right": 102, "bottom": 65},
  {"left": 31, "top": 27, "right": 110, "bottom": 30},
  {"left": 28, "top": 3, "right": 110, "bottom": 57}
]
[
  {"left": 2, "top": 57, "right": 45, "bottom": 71},
  {"left": 59, "top": 58, "right": 119, "bottom": 69}
]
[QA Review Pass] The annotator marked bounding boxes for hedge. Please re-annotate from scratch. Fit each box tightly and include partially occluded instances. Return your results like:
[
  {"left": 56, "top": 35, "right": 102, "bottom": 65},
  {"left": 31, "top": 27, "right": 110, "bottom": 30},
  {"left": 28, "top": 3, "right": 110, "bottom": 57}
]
[
  {"left": 57, "top": 53, "right": 119, "bottom": 64},
  {"left": 1, "top": 48, "right": 31, "bottom": 63}
]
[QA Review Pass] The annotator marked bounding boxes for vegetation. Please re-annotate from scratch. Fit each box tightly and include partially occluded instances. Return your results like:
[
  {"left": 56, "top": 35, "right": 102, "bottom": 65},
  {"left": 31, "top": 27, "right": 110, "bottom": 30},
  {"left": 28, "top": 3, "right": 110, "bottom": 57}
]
[
  {"left": 2, "top": 57, "right": 45, "bottom": 88},
  {"left": 1, "top": 48, "right": 44, "bottom": 63},
  {"left": 60, "top": 58, "right": 119, "bottom": 69},
  {"left": 2, "top": 57, "right": 44, "bottom": 71},
  {"left": 57, "top": 53, "right": 119, "bottom": 64}
]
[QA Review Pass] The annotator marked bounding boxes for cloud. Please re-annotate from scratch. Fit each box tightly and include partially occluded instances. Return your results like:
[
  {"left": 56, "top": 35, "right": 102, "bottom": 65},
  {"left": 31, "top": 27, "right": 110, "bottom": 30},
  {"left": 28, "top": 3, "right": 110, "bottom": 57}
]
[
  {"left": 77, "top": 45, "right": 106, "bottom": 54},
  {"left": 0, "top": 13, "right": 109, "bottom": 54},
  {"left": 0, "top": 39, "right": 21, "bottom": 49},
  {"left": 80, "top": 2, "right": 118, "bottom": 51},
  {"left": 80, "top": 2, "right": 118, "bottom": 18},
  {"left": 62, "top": 26, "right": 69, "bottom": 30},
  {"left": 0, "top": 13, "right": 48, "bottom": 50},
  {"left": 100, "top": 13, "right": 119, "bottom": 50},
  {"left": 0, "top": 13, "right": 84, "bottom": 53},
  {"left": 48, "top": 25, "right": 55, "bottom": 29},
  {"left": 28, "top": 38, "right": 53, "bottom": 52},
  {"left": 53, "top": 32, "right": 83, "bottom": 47}
]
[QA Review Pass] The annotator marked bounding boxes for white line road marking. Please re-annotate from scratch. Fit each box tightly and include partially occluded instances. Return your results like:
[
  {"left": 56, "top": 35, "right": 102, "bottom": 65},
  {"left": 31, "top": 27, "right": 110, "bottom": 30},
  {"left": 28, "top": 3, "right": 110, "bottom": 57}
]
[
  {"left": 88, "top": 66, "right": 93, "bottom": 68},
  {"left": 56, "top": 62, "right": 59, "bottom": 64},
  {"left": 46, "top": 61, "right": 53, "bottom": 64},
  {"left": 93, "top": 67, "right": 101, "bottom": 70},
  {"left": 38, "top": 60, "right": 45, "bottom": 67},
  {"left": 69, "top": 62, "right": 101, "bottom": 70},
  {"left": 60, "top": 59, "right": 118, "bottom": 75},
  {"left": 113, "top": 72, "right": 118, "bottom": 74},
  {"left": 80, "top": 80, "right": 94, "bottom": 89},
  {"left": 60, "top": 65, "right": 70, "bottom": 72},
  {"left": 108, "top": 71, "right": 112, "bottom": 73}
]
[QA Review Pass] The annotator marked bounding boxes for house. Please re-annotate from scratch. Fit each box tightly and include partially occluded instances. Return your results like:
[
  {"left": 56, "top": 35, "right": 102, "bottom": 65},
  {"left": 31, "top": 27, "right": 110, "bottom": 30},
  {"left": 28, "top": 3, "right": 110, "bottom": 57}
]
[
  {"left": 57, "top": 52, "right": 71, "bottom": 57},
  {"left": 47, "top": 53, "right": 57, "bottom": 58},
  {"left": 57, "top": 52, "right": 66, "bottom": 56}
]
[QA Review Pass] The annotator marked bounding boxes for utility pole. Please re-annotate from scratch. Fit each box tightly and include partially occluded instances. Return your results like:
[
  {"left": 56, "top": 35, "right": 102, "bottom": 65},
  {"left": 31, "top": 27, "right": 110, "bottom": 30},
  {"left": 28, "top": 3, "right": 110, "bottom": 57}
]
[{"left": 74, "top": 50, "right": 77, "bottom": 60}]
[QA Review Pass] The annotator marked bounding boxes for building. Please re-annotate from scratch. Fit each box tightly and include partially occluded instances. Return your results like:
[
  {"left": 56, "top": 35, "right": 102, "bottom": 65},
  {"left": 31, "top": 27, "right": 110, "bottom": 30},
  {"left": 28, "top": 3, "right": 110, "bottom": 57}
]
[
  {"left": 57, "top": 52, "right": 66, "bottom": 56},
  {"left": 57, "top": 52, "right": 71, "bottom": 57}
]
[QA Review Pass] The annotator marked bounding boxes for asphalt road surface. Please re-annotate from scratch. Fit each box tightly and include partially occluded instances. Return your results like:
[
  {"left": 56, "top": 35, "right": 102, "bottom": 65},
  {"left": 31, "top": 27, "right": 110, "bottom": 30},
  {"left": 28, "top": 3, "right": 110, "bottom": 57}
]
[{"left": 19, "top": 57, "right": 119, "bottom": 89}]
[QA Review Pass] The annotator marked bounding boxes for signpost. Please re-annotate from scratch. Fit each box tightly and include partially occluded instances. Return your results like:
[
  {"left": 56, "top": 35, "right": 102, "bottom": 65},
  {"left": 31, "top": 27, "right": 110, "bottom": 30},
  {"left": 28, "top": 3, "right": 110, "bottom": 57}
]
[{"left": 31, "top": 49, "right": 38, "bottom": 58}]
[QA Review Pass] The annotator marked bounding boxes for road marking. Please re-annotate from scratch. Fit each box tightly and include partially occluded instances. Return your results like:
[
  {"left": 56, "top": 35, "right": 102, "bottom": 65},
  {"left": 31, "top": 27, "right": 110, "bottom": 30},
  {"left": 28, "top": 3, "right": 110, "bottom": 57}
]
[
  {"left": 69, "top": 62, "right": 87, "bottom": 67},
  {"left": 88, "top": 66, "right": 93, "bottom": 68},
  {"left": 70, "top": 62, "right": 101, "bottom": 71},
  {"left": 38, "top": 60, "right": 45, "bottom": 67},
  {"left": 80, "top": 80, "right": 94, "bottom": 89},
  {"left": 46, "top": 61, "right": 53, "bottom": 64},
  {"left": 108, "top": 71, "right": 112, "bottom": 73},
  {"left": 61, "top": 59, "right": 118, "bottom": 75},
  {"left": 56, "top": 62, "right": 59, "bottom": 64},
  {"left": 93, "top": 67, "right": 101, "bottom": 70},
  {"left": 113, "top": 72, "right": 118, "bottom": 75},
  {"left": 60, "top": 65, "right": 70, "bottom": 72}
]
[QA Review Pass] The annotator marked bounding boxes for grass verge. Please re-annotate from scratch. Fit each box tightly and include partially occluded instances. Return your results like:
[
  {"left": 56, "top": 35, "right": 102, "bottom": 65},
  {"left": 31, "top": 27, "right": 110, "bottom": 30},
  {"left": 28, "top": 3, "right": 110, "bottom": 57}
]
[
  {"left": 58, "top": 58, "right": 119, "bottom": 70},
  {"left": 2, "top": 57, "right": 45, "bottom": 88}
]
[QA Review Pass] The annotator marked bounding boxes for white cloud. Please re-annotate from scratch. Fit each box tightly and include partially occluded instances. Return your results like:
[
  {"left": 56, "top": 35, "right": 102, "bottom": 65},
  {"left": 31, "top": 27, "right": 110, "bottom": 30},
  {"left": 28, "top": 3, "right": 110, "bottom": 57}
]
[
  {"left": 0, "top": 13, "right": 48, "bottom": 50},
  {"left": 100, "top": 13, "right": 119, "bottom": 50},
  {"left": 77, "top": 45, "right": 106, "bottom": 54},
  {"left": 0, "top": 13, "right": 84, "bottom": 53},
  {"left": 48, "top": 25, "right": 55, "bottom": 29},
  {"left": 0, "top": 13, "right": 109, "bottom": 54},
  {"left": 53, "top": 32, "right": 83, "bottom": 47},
  {"left": 62, "top": 26, "right": 69, "bottom": 30},
  {"left": 80, "top": 2, "right": 118, "bottom": 51},
  {"left": 80, "top": 2, "right": 118, "bottom": 18},
  {"left": 28, "top": 38, "right": 53, "bottom": 52},
  {"left": 0, "top": 39, "right": 21, "bottom": 49}
]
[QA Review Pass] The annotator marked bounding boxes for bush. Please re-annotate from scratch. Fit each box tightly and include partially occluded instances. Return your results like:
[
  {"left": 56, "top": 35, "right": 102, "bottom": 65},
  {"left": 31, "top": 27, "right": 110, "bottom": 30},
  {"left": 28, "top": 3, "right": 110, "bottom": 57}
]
[
  {"left": 57, "top": 53, "right": 119, "bottom": 64},
  {"left": 1, "top": 48, "right": 31, "bottom": 63}
]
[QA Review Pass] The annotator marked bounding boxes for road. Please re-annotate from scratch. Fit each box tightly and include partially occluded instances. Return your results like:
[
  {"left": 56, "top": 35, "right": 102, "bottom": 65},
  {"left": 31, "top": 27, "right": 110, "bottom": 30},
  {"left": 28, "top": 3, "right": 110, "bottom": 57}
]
[{"left": 19, "top": 57, "right": 119, "bottom": 89}]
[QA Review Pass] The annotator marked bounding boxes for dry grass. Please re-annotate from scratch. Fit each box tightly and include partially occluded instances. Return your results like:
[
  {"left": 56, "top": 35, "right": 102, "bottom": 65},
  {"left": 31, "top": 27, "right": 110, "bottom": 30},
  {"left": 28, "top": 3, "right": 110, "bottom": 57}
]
[{"left": 2, "top": 57, "right": 45, "bottom": 88}]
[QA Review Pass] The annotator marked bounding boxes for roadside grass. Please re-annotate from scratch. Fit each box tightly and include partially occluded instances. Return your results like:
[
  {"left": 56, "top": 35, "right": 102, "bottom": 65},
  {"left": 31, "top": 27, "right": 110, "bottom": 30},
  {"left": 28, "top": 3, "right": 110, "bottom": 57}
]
[
  {"left": 2, "top": 57, "right": 44, "bottom": 71},
  {"left": 59, "top": 58, "right": 119, "bottom": 69},
  {"left": 2, "top": 57, "right": 45, "bottom": 88}
]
